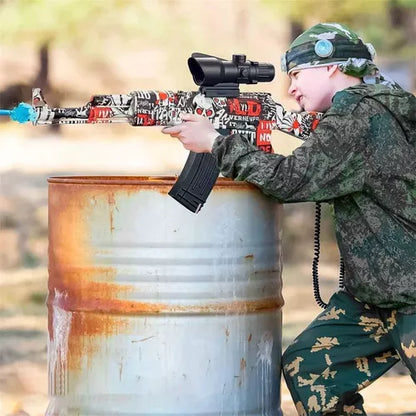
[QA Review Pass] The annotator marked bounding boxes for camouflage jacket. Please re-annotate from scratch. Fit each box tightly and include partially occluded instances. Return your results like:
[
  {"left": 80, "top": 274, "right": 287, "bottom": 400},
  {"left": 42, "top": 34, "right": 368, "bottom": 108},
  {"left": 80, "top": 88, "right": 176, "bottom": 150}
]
[{"left": 212, "top": 84, "right": 416, "bottom": 313}]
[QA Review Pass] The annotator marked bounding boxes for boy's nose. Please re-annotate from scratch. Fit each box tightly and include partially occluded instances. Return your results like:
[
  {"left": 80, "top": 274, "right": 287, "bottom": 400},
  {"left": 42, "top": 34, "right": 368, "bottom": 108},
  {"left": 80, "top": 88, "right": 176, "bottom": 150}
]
[{"left": 288, "top": 80, "right": 296, "bottom": 96}]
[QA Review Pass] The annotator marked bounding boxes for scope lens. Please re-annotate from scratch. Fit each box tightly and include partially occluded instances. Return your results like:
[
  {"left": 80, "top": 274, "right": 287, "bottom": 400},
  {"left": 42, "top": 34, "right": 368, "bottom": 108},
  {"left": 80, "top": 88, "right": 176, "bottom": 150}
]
[
  {"left": 256, "top": 64, "right": 275, "bottom": 82},
  {"left": 188, "top": 57, "right": 205, "bottom": 85}
]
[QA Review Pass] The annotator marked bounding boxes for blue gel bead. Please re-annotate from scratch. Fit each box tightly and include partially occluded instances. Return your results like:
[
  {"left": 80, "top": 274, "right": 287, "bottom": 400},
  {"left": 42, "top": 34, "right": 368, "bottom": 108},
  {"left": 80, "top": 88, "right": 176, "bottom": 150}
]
[{"left": 10, "top": 103, "right": 36, "bottom": 124}]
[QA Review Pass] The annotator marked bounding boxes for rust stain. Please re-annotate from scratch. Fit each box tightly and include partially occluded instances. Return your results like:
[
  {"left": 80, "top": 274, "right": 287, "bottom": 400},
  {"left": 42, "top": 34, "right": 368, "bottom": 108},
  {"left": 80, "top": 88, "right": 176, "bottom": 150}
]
[
  {"left": 48, "top": 266, "right": 131, "bottom": 372},
  {"left": 119, "top": 357, "right": 123, "bottom": 382},
  {"left": 131, "top": 336, "right": 156, "bottom": 343},
  {"left": 248, "top": 333, "right": 252, "bottom": 342},
  {"left": 244, "top": 254, "right": 254, "bottom": 260},
  {"left": 47, "top": 175, "right": 255, "bottom": 191},
  {"left": 51, "top": 295, "right": 283, "bottom": 315},
  {"left": 67, "top": 312, "right": 129, "bottom": 371},
  {"left": 107, "top": 192, "right": 116, "bottom": 233},
  {"left": 48, "top": 176, "right": 178, "bottom": 186},
  {"left": 48, "top": 182, "right": 132, "bottom": 372},
  {"left": 108, "top": 192, "right": 116, "bottom": 205},
  {"left": 239, "top": 358, "right": 247, "bottom": 387}
]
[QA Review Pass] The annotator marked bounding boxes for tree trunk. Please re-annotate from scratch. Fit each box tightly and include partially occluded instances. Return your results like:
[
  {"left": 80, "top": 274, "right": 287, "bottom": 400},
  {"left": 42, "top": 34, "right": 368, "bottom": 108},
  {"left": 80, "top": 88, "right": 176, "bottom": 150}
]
[
  {"left": 290, "top": 21, "right": 304, "bottom": 42},
  {"left": 33, "top": 42, "right": 50, "bottom": 91}
]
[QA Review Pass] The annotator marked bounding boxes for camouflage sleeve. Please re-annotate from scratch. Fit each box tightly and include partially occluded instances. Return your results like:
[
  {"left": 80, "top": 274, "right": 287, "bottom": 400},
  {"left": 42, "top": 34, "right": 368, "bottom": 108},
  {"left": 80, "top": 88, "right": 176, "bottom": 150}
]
[{"left": 211, "top": 106, "right": 369, "bottom": 202}]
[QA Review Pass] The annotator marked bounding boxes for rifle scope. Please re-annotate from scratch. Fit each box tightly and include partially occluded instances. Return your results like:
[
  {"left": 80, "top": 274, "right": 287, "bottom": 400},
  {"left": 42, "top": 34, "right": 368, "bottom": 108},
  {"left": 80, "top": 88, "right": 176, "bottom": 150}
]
[{"left": 188, "top": 53, "right": 275, "bottom": 86}]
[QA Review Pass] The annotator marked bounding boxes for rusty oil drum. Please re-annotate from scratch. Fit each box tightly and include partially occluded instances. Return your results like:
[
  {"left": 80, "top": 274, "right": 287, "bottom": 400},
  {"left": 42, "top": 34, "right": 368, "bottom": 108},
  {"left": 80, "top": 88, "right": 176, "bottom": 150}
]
[{"left": 46, "top": 176, "right": 284, "bottom": 416}]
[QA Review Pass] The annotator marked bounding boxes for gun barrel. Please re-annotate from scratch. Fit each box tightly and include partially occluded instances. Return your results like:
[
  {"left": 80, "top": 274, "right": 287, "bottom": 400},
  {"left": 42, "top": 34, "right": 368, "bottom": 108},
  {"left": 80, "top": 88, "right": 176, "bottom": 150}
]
[{"left": 0, "top": 109, "right": 12, "bottom": 116}]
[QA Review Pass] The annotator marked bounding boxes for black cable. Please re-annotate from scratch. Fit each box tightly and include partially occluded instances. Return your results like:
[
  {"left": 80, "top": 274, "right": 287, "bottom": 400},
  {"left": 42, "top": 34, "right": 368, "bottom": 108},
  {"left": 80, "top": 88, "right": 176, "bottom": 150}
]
[
  {"left": 339, "top": 256, "right": 345, "bottom": 289},
  {"left": 312, "top": 202, "right": 328, "bottom": 308},
  {"left": 312, "top": 202, "right": 346, "bottom": 309}
]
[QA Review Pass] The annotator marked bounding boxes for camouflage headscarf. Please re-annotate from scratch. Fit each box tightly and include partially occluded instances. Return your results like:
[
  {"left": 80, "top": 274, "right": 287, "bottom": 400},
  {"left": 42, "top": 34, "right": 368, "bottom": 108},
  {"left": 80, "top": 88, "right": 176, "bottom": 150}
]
[{"left": 281, "top": 23, "right": 400, "bottom": 88}]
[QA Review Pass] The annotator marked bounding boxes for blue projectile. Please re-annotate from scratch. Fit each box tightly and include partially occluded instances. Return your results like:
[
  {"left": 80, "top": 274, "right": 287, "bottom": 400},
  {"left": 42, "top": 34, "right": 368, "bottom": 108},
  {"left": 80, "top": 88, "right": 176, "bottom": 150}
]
[{"left": 0, "top": 102, "right": 37, "bottom": 123}]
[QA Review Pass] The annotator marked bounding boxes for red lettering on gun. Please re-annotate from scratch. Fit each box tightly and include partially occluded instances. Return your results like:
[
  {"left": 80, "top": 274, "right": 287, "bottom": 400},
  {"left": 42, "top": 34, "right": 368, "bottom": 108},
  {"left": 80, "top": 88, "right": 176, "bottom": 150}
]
[
  {"left": 136, "top": 114, "right": 156, "bottom": 126},
  {"left": 227, "top": 99, "right": 261, "bottom": 117},
  {"left": 88, "top": 107, "right": 113, "bottom": 123},
  {"left": 256, "top": 120, "right": 274, "bottom": 153},
  {"left": 246, "top": 100, "right": 261, "bottom": 117}
]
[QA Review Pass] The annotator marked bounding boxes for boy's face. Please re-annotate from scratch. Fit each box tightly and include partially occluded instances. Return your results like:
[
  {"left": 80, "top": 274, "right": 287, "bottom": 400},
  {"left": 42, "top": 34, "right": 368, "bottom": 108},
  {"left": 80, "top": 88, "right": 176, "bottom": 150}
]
[{"left": 288, "top": 66, "right": 335, "bottom": 112}]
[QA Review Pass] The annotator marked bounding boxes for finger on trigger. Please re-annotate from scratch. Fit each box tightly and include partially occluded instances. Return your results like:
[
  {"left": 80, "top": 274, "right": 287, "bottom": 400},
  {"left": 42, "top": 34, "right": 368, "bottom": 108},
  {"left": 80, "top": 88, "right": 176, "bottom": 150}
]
[
  {"left": 180, "top": 112, "right": 200, "bottom": 122},
  {"left": 162, "top": 125, "right": 182, "bottom": 134}
]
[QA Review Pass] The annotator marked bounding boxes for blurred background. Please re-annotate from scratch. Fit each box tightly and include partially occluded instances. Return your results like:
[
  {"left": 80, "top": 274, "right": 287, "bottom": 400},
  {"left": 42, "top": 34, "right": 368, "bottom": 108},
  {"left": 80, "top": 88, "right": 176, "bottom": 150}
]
[{"left": 0, "top": 0, "right": 415, "bottom": 415}]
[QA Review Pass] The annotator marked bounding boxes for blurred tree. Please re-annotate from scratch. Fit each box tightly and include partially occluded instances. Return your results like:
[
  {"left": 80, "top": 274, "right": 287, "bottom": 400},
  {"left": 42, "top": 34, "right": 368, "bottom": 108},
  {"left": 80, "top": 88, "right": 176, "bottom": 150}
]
[
  {"left": 261, "top": 0, "right": 415, "bottom": 58},
  {"left": 0, "top": 0, "right": 191, "bottom": 102},
  {"left": 0, "top": 1, "right": 97, "bottom": 106},
  {"left": 0, "top": 0, "right": 188, "bottom": 55}
]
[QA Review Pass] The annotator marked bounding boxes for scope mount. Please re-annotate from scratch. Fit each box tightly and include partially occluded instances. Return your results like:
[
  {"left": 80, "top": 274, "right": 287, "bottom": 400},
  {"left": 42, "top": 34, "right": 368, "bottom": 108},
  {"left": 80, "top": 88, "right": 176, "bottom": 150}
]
[{"left": 199, "top": 83, "right": 240, "bottom": 98}]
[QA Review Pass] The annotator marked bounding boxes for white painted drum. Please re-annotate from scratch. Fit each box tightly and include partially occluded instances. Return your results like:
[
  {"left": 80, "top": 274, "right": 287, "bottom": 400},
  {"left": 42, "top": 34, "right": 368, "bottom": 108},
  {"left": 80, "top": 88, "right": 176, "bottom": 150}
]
[{"left": 46, "top": 176, "right": 283, "bottom": 416}]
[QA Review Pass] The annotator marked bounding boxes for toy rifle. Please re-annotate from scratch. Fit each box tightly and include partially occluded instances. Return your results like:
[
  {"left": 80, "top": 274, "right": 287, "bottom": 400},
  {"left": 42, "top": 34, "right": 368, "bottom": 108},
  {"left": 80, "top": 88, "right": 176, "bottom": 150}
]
[{"left": 0, "top": 53, "right": 321, "bottom": 213}]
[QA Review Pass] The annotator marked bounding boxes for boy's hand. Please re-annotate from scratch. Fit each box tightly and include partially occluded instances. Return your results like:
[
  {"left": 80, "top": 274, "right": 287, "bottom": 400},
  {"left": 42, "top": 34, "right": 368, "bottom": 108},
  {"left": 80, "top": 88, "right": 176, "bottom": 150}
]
[{"left": 162, "top": 113, "right": 219, "bottom": 153}]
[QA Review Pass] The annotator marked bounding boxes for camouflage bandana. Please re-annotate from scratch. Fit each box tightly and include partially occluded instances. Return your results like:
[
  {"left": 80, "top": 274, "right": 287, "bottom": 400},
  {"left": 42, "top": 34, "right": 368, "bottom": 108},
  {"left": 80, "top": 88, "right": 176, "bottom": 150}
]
[
  {"left": 338, "top": 58, "right": 401, "bottom": 89},
  {"left": 281, "top": 23, "right": 401, "bottom": 89}
]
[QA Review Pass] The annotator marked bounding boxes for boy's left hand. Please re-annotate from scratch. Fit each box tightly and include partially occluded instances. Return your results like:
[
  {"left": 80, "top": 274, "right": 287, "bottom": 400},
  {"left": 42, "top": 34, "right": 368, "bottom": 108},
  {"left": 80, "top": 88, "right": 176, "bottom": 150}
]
[{"left": 161, "top": 113, "right": 219, "bottom": 153}]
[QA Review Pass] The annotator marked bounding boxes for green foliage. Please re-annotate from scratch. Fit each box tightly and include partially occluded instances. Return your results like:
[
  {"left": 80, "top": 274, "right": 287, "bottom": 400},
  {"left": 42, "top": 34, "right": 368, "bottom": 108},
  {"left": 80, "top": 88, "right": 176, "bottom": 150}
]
[
  {"left": 261, "top": 0, "right": 415, "bottom": 58},
  {"left": 261, "top": 0, "right": 389, "bottom": 25},
  {"left": 0, "top": 0, "right": 102, "bottom": 44},
  {"left": 28, "top": 290, "right": 47, "bottom": 305},
  {"left": 0, "top": 0, "right": 208, "bottom": 85},
  {"left": 0, "top": 0, "right": 188, "bottom": 50},
  {"left": 396, "top": 0, "right": 416, "bottom": 8},
  {"left": 23, "top": 251, "right": 39, "bottom": 268}
]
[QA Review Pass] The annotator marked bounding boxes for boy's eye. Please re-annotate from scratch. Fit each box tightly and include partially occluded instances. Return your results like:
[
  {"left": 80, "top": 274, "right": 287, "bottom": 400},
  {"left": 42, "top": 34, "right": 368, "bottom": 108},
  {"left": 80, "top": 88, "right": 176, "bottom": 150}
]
[{"left": 291, "top": 71, "right": 300, "bottom": 79}]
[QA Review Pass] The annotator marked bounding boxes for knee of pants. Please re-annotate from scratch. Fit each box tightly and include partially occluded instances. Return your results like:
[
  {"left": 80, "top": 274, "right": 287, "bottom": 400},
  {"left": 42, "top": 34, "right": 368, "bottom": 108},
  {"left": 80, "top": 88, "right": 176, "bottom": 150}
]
[
  {"left": 281, "top": 342, "right": 299, "bottom": 384},
  {"left": 281, "top": 345, "right": 292, "bottom": 369}
]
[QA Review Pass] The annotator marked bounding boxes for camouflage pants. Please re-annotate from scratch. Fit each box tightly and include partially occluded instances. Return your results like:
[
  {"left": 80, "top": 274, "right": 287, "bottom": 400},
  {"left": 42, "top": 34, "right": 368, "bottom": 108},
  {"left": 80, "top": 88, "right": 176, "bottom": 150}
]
[{"left": 282, "top": 290, "right": 416, "bottom": 415}]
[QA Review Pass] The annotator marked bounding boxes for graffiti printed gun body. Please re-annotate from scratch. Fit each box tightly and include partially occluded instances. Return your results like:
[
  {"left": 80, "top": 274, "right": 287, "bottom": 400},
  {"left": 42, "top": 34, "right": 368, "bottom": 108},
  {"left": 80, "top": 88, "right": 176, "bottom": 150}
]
[{"left": 2, "top": 54, "right": 322, "bottom": 212}]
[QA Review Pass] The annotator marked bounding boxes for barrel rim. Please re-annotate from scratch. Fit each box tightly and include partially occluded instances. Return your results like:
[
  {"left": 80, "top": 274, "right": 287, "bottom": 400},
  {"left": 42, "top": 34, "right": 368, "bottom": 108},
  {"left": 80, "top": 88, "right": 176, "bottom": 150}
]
[{"left": 47, "top": 175, "right": 254, "bottom": 188}]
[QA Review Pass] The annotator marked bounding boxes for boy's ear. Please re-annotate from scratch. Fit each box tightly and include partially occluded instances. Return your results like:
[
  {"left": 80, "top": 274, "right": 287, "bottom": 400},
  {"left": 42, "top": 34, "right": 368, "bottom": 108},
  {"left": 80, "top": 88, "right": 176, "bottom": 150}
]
[{"left": 326, "top": 65, "right": 338, "bottom": 77}]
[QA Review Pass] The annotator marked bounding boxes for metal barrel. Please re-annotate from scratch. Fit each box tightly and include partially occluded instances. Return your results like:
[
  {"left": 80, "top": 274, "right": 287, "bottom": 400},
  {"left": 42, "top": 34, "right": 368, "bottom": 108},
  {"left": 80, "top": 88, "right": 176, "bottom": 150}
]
[{"left": 46, "top": 176, "right": 284, "bottom": 416}]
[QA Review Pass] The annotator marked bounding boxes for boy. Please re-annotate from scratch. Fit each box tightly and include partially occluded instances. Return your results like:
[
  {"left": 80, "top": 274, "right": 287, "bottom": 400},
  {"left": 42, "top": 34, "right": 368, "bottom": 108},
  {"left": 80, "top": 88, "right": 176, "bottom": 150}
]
[{"left": 162, "top": 23, "right": 416, "bottom": 415}]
